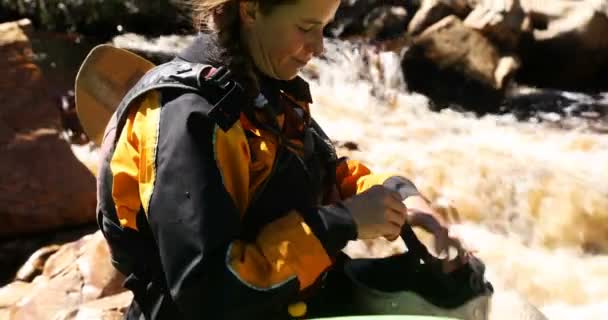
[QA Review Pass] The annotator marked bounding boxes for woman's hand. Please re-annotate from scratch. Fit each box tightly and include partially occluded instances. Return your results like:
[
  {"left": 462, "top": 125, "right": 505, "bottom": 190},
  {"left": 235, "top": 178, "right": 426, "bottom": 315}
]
[
  {"left": 382, "top": 175, "right": 473, "bottom": 273},
  {"left": 342, "top": 185, "right": 408, "bottom": 241},
  {"left": 407, "top": 208, "right": 471, "bottom": 273}
]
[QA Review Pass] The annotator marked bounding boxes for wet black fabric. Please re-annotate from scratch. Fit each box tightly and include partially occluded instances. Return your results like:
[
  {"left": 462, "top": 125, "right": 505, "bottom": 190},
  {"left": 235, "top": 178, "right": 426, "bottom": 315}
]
[{"left": 144, "top": 91, "right": 302, "bottom": 319}]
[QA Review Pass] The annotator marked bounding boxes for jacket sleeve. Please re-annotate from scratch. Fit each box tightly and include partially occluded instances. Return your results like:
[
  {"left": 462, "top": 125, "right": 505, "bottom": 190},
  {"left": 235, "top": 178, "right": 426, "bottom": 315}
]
[
  {"left": 113, "top": 92, "right": 356, "bottom": 319},
  {"left": 335, "top": 159, "right": 420, "bottom": 200}
]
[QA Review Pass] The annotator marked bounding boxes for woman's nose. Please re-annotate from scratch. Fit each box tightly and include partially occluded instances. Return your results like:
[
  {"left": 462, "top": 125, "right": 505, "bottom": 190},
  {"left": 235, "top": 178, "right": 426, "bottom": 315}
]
[{"left": 309, "top": 32, "right": 324, "bottom": 57}]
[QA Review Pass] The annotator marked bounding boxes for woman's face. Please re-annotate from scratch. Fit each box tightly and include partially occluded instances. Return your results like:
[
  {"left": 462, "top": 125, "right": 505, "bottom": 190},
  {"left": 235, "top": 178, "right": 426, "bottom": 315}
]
[{"left": 240, "top": 0, "right": 340, "bottom": 80}]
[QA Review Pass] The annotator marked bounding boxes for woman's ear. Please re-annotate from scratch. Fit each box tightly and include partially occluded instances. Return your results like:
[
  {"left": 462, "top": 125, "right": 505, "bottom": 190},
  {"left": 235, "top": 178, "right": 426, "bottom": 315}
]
[{"left": 239, "top": 1, "right": 259, "bottom": 26}]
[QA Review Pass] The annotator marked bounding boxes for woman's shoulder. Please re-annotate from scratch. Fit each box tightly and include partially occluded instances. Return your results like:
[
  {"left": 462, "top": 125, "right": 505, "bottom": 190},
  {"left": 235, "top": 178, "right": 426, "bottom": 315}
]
[{"left": 160, "top": 90, "right": 214, "bottom": 114}]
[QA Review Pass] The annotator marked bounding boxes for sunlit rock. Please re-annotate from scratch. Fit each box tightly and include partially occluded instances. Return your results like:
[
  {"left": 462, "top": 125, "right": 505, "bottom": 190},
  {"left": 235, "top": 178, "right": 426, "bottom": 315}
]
[
  {"left": 464, "top": 0, "right": 532, "bottom": 50},
  {"left": 1, "top": 232, "right": 125, "bottom": 320},
  {"left": 408, "top": 0, "right": 472, "bottom": 36},
  {"left": 518, "top": 0, "right": 608, "bottom": 90},
  {"left": 402, "top": 16, "right": 519, "bottom": 112},
  {"left": 0, "top": 19, "right": 96, "bottom": 238}
]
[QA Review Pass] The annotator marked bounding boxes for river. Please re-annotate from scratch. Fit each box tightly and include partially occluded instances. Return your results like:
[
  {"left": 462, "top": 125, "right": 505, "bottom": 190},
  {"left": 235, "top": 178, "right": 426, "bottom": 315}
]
[{"left": 302, "top": 41, "right": 608, "bottom": 320}]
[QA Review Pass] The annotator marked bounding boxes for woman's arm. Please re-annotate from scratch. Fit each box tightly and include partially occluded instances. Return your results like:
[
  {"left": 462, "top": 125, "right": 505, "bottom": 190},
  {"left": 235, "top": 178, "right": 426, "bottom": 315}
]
[{"left": 335, "top": 159, "right": 446, "bottom": 225}]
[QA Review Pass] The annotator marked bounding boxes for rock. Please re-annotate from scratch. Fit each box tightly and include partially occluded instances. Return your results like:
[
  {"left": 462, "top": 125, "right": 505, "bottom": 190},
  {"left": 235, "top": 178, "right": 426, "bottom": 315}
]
[
  {"left": 324, "top": 0, "right": 412, "bottom": 41},
  {"left": 517, "top": 0, "right": 608, "bottom": 90},
  {"left": 464, "top": 0, "right": 532, "bottom": 50},
  {"left": 0, "top": 18, "right": 31, "bottom": 45},
  {"left": 363, "top": 6, "right": 410, "bottom": 41},
  {"left": 9, "top": 268, "right": 84, "bottom": 320},
  {"left": 0, "top": 0, "right": 190, "bottom": 38},
  {"left": 408, "top": 0, "right": 472, "bottom": 36},
  {"left": 1, "top": 232, "right": 126, "bottom": 320},
  {"left": 404, "top": 0, "right": 608, "bottom": 91},
  {"left": 0, "top": 281, "right": 34, "bottom": 309},
  {"left": 0, "top": 19, "right": 97, "bottom": 237},
  {"left": 0, "top": 224, "right": 97, "bottom": 286},
  {"left": 402, "top": 16, "right": 520, "bottom": 113},
  {"left": 55, "top": 291, "right": 133, "bottom": 320},
  {"left": 15, "top": 245, "right": 61, "bottom": 282}
]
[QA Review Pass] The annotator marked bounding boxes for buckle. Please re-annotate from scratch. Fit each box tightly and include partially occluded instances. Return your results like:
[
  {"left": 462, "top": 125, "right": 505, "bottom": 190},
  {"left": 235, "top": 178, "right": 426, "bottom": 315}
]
[
  {"left": 207, "top": 80, "right": 246, "bottom": 132},
  {"left": 206, "top": 66, "right": 232, "bottom": 90},
  {"left": 168, "top": 63, "right": 212, "bottom": 89}
]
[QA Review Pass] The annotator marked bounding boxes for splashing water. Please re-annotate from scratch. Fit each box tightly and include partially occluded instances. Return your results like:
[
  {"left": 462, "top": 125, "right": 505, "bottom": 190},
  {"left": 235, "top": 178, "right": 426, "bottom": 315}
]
[{"left": 304, "top": 40, "right": 608, "bottom": 320}]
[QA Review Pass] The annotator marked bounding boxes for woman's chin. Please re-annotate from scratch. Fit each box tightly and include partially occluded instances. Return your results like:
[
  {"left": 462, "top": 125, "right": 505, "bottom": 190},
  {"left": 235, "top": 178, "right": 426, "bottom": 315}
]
[{"left": 277, "top": 69, "right": 300, "bottom": 81}]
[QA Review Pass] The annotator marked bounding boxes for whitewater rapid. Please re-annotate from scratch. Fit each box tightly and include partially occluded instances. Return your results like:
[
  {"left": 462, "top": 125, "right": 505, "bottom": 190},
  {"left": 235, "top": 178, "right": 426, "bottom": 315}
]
[{"left": 304, "top": 41, "right": 608, "bottom": 320}]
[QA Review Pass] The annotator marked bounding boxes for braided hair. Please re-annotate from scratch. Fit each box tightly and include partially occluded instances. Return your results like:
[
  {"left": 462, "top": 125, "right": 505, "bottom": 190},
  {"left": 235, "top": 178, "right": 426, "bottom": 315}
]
[{"left": 190, "top": 0, "right": 297, "bottom": 101}]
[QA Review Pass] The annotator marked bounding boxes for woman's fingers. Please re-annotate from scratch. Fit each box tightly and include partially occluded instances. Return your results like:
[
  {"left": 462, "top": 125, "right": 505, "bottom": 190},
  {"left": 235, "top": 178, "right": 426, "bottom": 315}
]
[
  {"left": 431, "top": 226, "right": 449, "bottom": 258},
  {"left": 384, "top": 191, "right": 407, "bottom": 229},
  {"left": 438, "top": 235, "right": 477, "bottom": 273},
  {"left": 386, "top": 208, "right": 407, "bottom": 226},
  {"left": 383, "top": 222, "right": 402, "bottom": 241},
  {"left": 386, "top": 191, "right": 407, "bottom": 212}
]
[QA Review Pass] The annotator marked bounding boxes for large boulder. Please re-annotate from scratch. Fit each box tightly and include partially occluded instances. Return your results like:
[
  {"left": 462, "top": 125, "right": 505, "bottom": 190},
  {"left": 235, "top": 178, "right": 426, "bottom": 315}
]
[
  {"left": 0, "top": 231, "right": 127, "bottom": 320},
  {"left": 408, "top": 0, "right": 472, "bottom": 36},
  {"left": 0, "top": 224, "right": 98, "bottom": 286},
  {"left": 402, "top": 15, "right": 520, "bottom": 113},
  {"left": 404, "top": 0, "right": 608, "bottom": 91},
  {"left": 324, "top": 0, "right": 413, "bottom": 42},
  {"left": 464, "top": 0, "right": 532, "bottom": 50},
  {"left": 54, "top": 291, "right": 133, "bottom": 320},
  {"left": 0, "top": 19, "right": 97, "bottom": 237},
  {"left": 517, "top": 0, "right": 608, "bottom": 90}
]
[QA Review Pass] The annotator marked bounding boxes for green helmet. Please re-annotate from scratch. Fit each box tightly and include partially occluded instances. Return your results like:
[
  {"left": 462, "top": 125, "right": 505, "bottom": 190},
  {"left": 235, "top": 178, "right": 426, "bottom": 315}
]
[
  {"left": 340, "top": 224, "right": 547, "bottom": 320},
  {"left": 343, "top": 253, "right": 493, "bottom": 319}
]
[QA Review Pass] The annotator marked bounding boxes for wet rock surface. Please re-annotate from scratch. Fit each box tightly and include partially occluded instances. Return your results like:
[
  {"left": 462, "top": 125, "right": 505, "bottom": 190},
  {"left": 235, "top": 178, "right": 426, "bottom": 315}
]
[
  {"left": 0, "top": 19, "right": 96, "bottom": 238},
  {"left": 0, "top": 232, "right": 128, "bottom": 320},
  {"left": 402, "top": 16, "right": 520, "bottom": 113}
]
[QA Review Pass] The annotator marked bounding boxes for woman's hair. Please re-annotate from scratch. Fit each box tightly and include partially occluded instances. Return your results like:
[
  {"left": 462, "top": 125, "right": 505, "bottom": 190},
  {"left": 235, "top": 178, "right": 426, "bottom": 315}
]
[{"left": 189, "top": 0, "right": 297, "bottom": 99}]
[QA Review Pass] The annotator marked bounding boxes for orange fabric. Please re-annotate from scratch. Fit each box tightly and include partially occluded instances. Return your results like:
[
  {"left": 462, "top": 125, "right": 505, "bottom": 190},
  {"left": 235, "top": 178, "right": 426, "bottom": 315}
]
[
  {"left": 246, "top": 126, "right": 280, "bottom": 200},
  {"left": 213, "top": 123, "right": 251, "bottom": 217},
  {"left": 335, "top": 160, "right": 371, "bottom": 199},
  {"left": 335, "top": 159, "right": 400, "bottom": 199},
  {"left": 218, "top": 112, "right": 283, "bottom": 213},
  {"left": 219, "top": 111, "right": 331, "bottom": 290},
  {"left": 227, "top": 211, "right": 332, "bottom": 290},
  {"left": 111, "top": 108, "right": 140, "bottom": 230},
  {"left": 110, "top": 92, "right": 162, "bottom": 230}
]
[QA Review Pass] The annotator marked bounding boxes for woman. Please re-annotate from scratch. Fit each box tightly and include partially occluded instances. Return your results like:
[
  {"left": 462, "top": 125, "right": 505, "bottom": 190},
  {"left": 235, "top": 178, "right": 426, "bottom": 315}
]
[{"left": 96, "top": 0, "right": 467, "bottom": 319}]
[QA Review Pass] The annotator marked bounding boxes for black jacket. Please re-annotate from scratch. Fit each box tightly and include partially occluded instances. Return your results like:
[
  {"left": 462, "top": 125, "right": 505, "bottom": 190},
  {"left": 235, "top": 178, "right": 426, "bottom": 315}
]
[{"left": 96, "top": 34, "right": 359, "bottom": 320}]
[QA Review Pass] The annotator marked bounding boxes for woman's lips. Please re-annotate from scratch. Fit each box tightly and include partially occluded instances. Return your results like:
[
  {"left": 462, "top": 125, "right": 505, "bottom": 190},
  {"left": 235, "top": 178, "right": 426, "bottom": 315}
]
[{"left": 293, "top": 58, "right": 308, "bottom": 67}]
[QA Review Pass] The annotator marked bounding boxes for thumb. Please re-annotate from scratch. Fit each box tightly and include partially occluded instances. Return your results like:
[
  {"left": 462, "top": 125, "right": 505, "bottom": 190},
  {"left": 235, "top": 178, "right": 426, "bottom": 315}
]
[{"left": 385, "top": 233, "right": 400, "bottom": 242}]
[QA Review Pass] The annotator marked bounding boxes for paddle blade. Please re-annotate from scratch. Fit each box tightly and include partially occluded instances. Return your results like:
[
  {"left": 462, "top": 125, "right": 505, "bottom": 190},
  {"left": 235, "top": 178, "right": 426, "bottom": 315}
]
[{"left": 74, "top": 44, "right": 155, "bottom": 145}]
